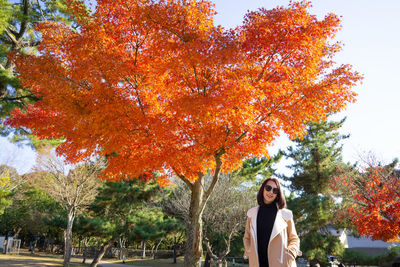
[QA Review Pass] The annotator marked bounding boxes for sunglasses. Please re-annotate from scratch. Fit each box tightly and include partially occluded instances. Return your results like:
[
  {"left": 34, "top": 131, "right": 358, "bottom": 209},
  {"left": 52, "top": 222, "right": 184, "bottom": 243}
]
[{"left": 265, "top": 185, "right": 279, "bottom": 194}]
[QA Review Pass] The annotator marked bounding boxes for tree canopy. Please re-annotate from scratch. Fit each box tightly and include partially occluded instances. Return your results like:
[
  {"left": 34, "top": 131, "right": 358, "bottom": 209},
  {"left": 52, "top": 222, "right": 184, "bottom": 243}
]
[{"left": 6, "top": 0, "right": 362, "bottom": 185}]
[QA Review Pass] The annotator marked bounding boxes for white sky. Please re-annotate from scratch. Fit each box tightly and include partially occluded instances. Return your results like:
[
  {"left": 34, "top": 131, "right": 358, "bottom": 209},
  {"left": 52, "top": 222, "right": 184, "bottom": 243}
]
[{"left": 1, "top": 0, "right": 400, "bottom": 174}]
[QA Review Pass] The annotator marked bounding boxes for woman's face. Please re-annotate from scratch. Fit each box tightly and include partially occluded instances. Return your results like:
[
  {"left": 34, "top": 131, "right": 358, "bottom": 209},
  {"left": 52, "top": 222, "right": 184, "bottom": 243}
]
[{"left": 263, "top": 180, "right": 279, "bottom": 204}]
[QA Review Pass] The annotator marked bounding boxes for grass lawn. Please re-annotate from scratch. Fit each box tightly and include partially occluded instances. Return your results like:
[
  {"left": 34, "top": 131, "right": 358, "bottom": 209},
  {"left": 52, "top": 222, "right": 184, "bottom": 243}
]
[{"left": 0, "top": 251, "right": 88, "bottom": 267}]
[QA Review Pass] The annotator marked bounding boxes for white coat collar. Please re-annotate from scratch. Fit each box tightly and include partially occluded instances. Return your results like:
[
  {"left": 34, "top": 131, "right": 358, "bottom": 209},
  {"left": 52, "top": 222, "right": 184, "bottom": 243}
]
[
  {"left": 247, "top": 205, "right": 288, "bottom": 242},
  {"left": 270, "top": 209, "right": 288, "bottom": 242}
]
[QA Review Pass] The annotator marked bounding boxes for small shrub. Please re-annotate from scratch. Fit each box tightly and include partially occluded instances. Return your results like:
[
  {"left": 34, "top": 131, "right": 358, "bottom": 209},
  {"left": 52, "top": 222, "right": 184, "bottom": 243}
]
[{"left": 340, "top": 246, "right": 400, "bottom": 266}]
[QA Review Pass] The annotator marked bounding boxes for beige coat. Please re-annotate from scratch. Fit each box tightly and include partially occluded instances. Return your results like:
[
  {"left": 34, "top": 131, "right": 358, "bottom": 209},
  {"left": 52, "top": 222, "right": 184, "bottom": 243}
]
[{"left": 243, "top": 206, "right": 301, "bottom": 267}]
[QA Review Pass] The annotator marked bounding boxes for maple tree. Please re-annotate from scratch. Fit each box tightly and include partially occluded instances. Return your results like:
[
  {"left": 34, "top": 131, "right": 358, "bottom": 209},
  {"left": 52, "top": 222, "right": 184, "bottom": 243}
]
[
  {"left": 6, "top": 0, "right": 361, "bottom": 266},
  {"left": 332, "top": 159, "right": 400, "bottom": 243}
]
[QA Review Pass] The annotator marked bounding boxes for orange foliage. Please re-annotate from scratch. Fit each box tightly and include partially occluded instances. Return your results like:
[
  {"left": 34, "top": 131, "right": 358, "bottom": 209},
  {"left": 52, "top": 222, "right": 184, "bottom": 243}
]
[
  {"left": 334, "top": 166, "right": 400, "bottom": 242},
  {"left": 7, "top": 0, "right": 361, "bottom": 185}
]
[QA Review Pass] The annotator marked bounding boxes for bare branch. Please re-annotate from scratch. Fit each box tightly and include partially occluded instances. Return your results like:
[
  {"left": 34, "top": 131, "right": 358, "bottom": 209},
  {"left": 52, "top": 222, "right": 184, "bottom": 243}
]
[
  {"left": 4, "top": 28, "right": 20, "bottom": 48},
  {"left": 35, "top": 0, "right": 47, "bottom": 21},
  {"left": 172, "top": 166, "right": 193, "bottom": 191},
  {"left": 204, "top": 236, "right": 219, "bottom": 261},
  {"left": 202, "top": 152, "right": 223, "bottom": 208}
]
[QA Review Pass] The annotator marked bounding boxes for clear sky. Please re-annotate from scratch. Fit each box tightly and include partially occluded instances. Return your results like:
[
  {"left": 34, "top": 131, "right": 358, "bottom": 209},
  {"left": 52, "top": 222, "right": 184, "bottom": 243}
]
[{"left": 1, "top": 0, "right": 400, "bottom": 174}]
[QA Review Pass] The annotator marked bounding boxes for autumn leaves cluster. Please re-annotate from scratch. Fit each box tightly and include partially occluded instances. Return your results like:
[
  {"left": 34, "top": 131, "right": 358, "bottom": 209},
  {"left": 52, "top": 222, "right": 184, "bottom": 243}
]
[{"left": 332, "top": 164, "right": 400, "bottom": 242}]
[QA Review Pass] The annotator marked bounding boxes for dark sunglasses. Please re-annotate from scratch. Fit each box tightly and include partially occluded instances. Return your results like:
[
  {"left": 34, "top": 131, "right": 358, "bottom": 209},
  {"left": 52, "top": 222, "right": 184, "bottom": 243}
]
[{"left": 265, "top": 185, "right": 279, "bottom": 194}]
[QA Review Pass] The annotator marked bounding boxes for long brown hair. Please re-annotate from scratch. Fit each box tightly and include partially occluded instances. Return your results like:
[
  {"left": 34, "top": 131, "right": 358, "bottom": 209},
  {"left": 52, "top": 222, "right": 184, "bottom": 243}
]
[{"left": 257, "top": 178, "right": 286, "bottom": 209}]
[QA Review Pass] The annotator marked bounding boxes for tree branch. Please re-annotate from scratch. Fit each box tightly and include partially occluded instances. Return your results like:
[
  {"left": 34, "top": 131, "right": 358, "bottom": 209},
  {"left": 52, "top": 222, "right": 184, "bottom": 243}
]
[
  {"left": 220, "top": 222, "right": 238, "bottom": 258},
  {"left": 204, "top": 236, "right": 218, "bottom": 261},
  {"left": 124, "top": 77, "right": 146, "bottom": 116},
  {"left": 172, "top": 166, "right": 193, "bottom": 191},
  {"left": 17, "top": 0, "right": 30, "bottom": 40},
  {"left": 4, "top": 28, "right": 20, "bottom": 48},
  {"left": 21, "top": 40, "right": 41, "bottom": 47},
  {"left": 1, "top": 94, "right": 38, "bottom": 102},
  {"left": 202, "top": 151, "right": 224, "bottom": 209},
  {"left": 192, "top": 64, "right": 201, "bottom": 94},
  {"left": 256, "top": 45, "right": 280, "bottom": 83},
  {"left": 35, "top": 0, "right": 47, "bottom": 21}
]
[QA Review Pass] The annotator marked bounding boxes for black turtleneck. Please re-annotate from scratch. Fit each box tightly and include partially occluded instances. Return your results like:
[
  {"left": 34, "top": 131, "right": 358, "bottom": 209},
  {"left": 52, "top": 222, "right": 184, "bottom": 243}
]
[{"left": 257, "top": 202, "right": 278, "bottom": 267}]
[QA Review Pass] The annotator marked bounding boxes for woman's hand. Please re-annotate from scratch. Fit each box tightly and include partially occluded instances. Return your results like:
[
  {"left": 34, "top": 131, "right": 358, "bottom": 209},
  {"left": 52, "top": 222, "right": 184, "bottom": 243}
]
[{"left": 286, "top": 248, "right": 296, "bottom": 261}]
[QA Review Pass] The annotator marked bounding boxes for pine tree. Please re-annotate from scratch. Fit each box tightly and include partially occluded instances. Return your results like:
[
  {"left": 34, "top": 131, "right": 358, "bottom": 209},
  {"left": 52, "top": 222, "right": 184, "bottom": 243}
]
[
  {"left": 0, "top": 0, "right": 81, "bottom": 139},
  {"left": 283, "top": 118, "right": 350, "bottom": 266},
  {"left": 234, "top": 153, "right": 282, "bottom": 184},
  {"left": 77, "top": 178, "right": 179, "bottom": 267}
]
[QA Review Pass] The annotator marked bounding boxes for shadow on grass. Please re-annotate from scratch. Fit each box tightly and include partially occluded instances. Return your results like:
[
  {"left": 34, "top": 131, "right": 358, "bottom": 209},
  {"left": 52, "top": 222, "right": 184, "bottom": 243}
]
[
  {"left": 123, "top": 257, "right": 248, "bottom": 267},
  {"left": 123, "top": 257, "right": 185, "bottom": 267}
]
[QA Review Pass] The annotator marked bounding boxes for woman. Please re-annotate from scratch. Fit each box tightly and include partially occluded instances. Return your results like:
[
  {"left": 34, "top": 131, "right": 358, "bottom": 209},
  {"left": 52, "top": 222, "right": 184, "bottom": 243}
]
[{"left": 243, "top": 178, "right": 301, "bottom": 267}]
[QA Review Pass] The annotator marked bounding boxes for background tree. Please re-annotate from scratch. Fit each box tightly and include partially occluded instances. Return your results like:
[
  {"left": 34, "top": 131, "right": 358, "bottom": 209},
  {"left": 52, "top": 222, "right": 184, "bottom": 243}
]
[
  {"left": 36, "top": 155, "right": 102, "bottom": 267},
  {"left": 0, "top": 0, "right": 79, "bottom": 137},
  {"left": 77, "top": 178, "right": 178, "bottom": 267},
  {"left": 332, "top": 157, "right": 400, "bottom": 242},
  {"left": 129, "top": 207, "right": 179, "bottom": 259},
  {"left": 6, "top": 1, "right": 362, "bottom": 266},
  {"left": 0, "top": 165, "right": 19, "bottom": 214},
  {"left": 283, "top": 118, "right": 351, "bottom": 266},
  {"left": 0, "top": 168, "right": 62, "bottom": 249},
  {"left": 202, "top": 174, "right": 254, "bottom": 267}
]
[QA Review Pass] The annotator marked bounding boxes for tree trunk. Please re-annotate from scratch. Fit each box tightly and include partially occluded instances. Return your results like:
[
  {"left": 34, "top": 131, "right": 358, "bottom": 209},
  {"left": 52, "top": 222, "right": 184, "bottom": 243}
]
[
  {"left": 63, "top": 208, "right": 76, "bottom": 267},
  {"left": 82, "top": 238, "right": 88, "bottom": 264},
  {"left": 90, "top": 241, "right": 113, "bottom": 267},
  {"left": 204, "top": 253, "right": 211, "bottom": 267},
  {"left": 153, "top": 238, "right": 163, "bottom": 259},
  {"left": 142, "top": 240, "right": 147, "bottom": 258},
  {"left": 12, "top": 228, "right": 21, "bottom": 239},
  {"left": 118, "top": 238, "right": 125, "bottom": 260},
  {"left": 184, "top": 178, "right": 205, "bottom": 267},
  {"left": 173, "top": 236, "right": 177, "bottom": 264}
]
